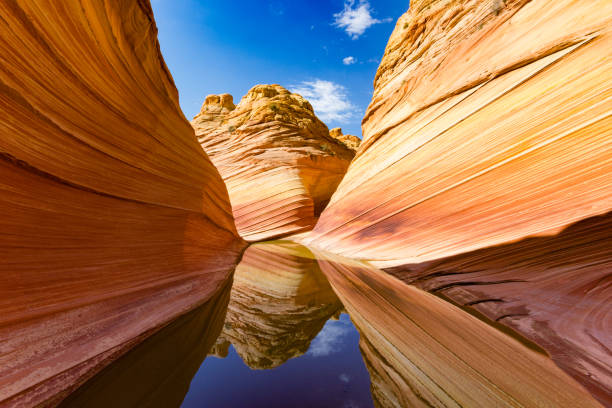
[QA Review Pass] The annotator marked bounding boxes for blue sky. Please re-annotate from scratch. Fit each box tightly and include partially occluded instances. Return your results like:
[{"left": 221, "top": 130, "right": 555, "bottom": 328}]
[{"left": 150, "top": 0, "right": 408, "bottom": 137}]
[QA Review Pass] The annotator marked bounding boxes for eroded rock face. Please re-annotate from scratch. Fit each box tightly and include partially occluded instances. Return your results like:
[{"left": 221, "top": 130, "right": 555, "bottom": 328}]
[
  {"left": 193, "top": 85, "right": 355, "bottom": 241},
  {"left": 386, "top": 212, "right": 612, "bottom": 404},
  {"left": 329, "top": 128, "right": 361, "bottom": 151},
  {"left": 210, "top": 242, "right": 343, "bottom": 369},
  {"left": 308, "top": 0, "right": 612, "bottom": 266},
  {"left": 0, "top": 1, "right": 244, "bottom": 406},
  {"left": 313, "top": 250, "right": 602, "bottom": 408}
]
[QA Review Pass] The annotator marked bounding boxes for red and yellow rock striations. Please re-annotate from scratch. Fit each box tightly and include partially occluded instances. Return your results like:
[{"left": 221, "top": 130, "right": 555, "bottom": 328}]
[
  {"left": 313, "top": 249, "right": 603, "bottom": 408},
  {"left": 386, "top": 212, "right": 612, "bottom": 404},
  {"left": 0, "top": 1, "right": 244, "bottom": 406},
  {"left": 192, "top": 85, "right": 355, "bottom": 241},
  {"left": 308, "top": 0, "right": 612, "bottom": 266},
  {"left": 329, "top": 128, "right": 361, "bottom": 151}
]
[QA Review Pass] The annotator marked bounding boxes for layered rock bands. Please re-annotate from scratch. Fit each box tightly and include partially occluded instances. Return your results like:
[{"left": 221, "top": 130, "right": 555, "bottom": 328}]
[
  {"left": 308, "top": 0, "right": 612, "bottom": 266},
  {"left": 193, "top": 85, "right": 355, "bottom": 242},
  {"left": 0, "top": 1, "right": 245, "bottom": 406}
]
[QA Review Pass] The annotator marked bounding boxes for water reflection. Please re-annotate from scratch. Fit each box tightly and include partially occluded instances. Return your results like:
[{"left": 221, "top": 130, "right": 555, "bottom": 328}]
[
  {"left": 210, "top": 241, "right": 343, "bottom": 368},
  {"left": 61, "top": 241, "right": 602, "bottom": 408},
  {"left": 59, "top": 277, "right": 233, "bottom": 408}
]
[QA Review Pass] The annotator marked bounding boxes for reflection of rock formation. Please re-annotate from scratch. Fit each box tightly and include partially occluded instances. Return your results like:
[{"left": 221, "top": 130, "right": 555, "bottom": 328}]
[
  {"left": 308, "top": 0, "right": 612, "bottom": 266},
  {"left": 387, "top": 212, "right": 612, "bottom": 405},
  {"left": 0, "top": 1, "right": 244, "bottom": 406},
  {"left": 212, "top": 242, "right": 343, "bottom": 369},
  {"left": 193, "top": 85, "right": 355, "bottom": 241},
  {"left": 59, "top": 278, "right": 232, "bottom": 408},
  {"left": 313, "top": 250, "right": 602, "bottom": 408}
]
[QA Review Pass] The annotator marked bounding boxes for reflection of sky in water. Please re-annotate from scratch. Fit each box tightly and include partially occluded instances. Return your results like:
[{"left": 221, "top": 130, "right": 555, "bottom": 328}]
[
  {"left": 308, "top": 316, "right": 352, "bottom": 357},
  {"left": 181, "top": 314, "right": 373, "bottom": 408}
]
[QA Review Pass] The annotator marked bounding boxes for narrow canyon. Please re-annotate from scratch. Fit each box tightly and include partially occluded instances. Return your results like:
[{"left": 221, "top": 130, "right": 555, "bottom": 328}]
[{"left": 0, "top": 0, "right": 610, "bottom": 407}]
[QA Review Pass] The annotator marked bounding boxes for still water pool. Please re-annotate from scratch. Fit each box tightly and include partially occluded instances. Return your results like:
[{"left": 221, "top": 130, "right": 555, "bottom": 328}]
[{"left": 59, "top": 241, "right": 596, "bottom": 408}]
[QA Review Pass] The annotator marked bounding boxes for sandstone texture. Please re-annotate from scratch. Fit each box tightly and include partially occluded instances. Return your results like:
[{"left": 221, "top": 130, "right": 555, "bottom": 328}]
[
  {"left": 59, "top": 279, "right": 232, "bottom": 408},
  {"left": 193, "top": 85, "right": 355, "bottom": 241},
  {"left": 387, "top": 212, "right": 612, "bottom": 404},
  {"left": 308, "top": 0, "right": 612, "bottom": 266},
  {"left": 312, "top": 249, "right": 603, "bottom": 408},
  {"left": 329, "top": 127, "right": 361, "bottom": 151},
  {"left": 210, "top": 242, "right": 342, "bottom": 368},
  {"left": 0, "top": 1, "right": 244, "bottom": 406}
]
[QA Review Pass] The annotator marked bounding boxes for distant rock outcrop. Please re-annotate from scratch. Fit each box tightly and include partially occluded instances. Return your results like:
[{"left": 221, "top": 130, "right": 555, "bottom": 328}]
[
  {"left": 308, "top": 0, "right": 612, "bottom": 265},
  {"left": 0, "top": 1, "right": 244, "bottom": 406},
  {"left": 193, "top": 84, "right": 355, "bottom": 241},
  {"left": 329, "top": 128, "right": 361, "bottom": 151}
]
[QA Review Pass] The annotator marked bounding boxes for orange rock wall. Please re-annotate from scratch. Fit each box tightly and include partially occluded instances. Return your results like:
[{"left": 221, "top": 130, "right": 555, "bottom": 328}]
[
  {"left": 0, "top": 1, "right": 244, "bottom": 406},
  {"left": 193, "top": 85, "right": 355, "bottom": 241},
  {"left": 313, "top": 250, "right": 602, "bottom": 407},
  {"left": 386, "top": 212, "right": 612, "bottom": 404},
  {"left": 309, "top": 0, "right": 612, "bottom": 266}
]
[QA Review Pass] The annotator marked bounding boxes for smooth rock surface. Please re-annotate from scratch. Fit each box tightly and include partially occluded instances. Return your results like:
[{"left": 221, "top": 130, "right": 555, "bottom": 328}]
[
  {"left": 0, "top": 1, "right": 244, "bottom": 406},
  {"left": 193, "top": 85, "right": 355, "bottom": 241},
  {"left": 386, "top": 212, "right": 612, "bottom": 405},
  {"left": 308, "top": 0, "right": 612, "bottom": 266},
  {"left": 313, "top": 249, "right": 604, "bottom": 408}
]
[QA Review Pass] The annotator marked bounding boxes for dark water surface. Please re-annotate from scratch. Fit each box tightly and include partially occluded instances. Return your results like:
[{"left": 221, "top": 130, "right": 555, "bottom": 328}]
[
  {"left": 60, "top": 241, "right": 599, "bottom": 408},
  {"left": 182, "top": 315, "right": 373, "bottom": 408}
]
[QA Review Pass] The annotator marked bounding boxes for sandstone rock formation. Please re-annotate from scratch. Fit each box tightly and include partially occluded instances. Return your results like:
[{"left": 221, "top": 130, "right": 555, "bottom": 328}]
[
  {"left": 59, "top": 279, "right": 232, "bottom": 408},
  {"left": 329, "top": 128, "right": 361, "bottom": 151},
  {"left": 0, "top": 1, "right": 244, "bottom": 406},
  {"left": 308, "top": 0, "right": 612, "bottom": 266},
  {"left": 387, "top": 212, "right": 612, "bottom": 404},
  {"left": 210, "top": 242, "right": 342, "bottom": 368},
  {"left": 312, "top": 249, "right": 603, "bottom": 408},
  {"left": 193, "top": 85, "right": 355, "bottom": 241}
]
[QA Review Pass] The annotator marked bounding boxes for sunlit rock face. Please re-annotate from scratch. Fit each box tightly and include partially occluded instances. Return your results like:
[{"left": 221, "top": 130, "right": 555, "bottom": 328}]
[
  {"left": 308, "top": 0, "right": 612, "bottom": 266},
  {"left": 313, "top": 250, "right": 603, "bottom": 408},
  {"left": 210, "top": 242, "right": 343, "bottom": 368},
  {"left": 387, "top": 212, "right": 612, "bottom": 405},
  {"left": 0, "top": 1, "right": 244, "bottom": 406},
  {"left": 193, "top": 85, "right": 355, "bottom": 241},
  {"left": 328, "top": 128, "right": 361, "bottom": 151}
]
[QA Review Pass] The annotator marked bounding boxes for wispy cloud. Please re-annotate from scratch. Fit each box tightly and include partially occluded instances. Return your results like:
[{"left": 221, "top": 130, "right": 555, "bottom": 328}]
[
  {"left": 333, "top": 1, "right": 391, "bottom": 39},
  {"left": 342, "top": 56, "right": 356, "bottom": 65},
  {"left": 339, "top": 373, "right": 351, "bottom": 383},
  {"left": 307, "top": 320, "right": 350, "bottom": 356},
  {"left": 268, "top": 1, "right": 285, "bottom": 16},
  {"left": 292, "top": 79, "right": 356, "bottom": 123}
]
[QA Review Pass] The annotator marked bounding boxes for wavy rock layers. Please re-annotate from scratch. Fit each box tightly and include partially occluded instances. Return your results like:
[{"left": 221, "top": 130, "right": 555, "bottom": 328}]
[
  {"left": 59, "top": 278, "right": 232, "bottom": 408},
  {"left": 210, "top": 242, "right": 342, "bottom": 368},
  {"left": 193, "top": 85, "right": 355, "bottom": 241},
  {"left": 387, "top": 212, "right": 612, "bottom": 405},
  {"left": 0, "top": 1, "right": 243, "bottom": 406},
  {"left": 309, "top": 0, "right": 612, "bottom": 265},
  {"left": 313, "top": 250, "right": 603, "bottom": 408}
]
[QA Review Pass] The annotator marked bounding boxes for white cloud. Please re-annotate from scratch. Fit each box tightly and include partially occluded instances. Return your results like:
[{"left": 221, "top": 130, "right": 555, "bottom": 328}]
[
  {"left": 292, "top": 79, "right": 356, "bottom": 123},
  {"left": 333, "top": 1, "right": 391, "bottom": 39},
  {"left": 268, "top": 1, "right": 284, "bottom": 16},
  {"left": 342, "top": 56, "right": 356, "bottom": 65},
  {"left": 339, "top": 373, "right": 351, "bottom": 383},
  {"left": 307, "top": 320, "right": 350, "bottom": 356}
]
